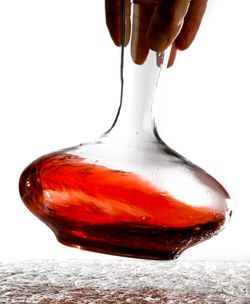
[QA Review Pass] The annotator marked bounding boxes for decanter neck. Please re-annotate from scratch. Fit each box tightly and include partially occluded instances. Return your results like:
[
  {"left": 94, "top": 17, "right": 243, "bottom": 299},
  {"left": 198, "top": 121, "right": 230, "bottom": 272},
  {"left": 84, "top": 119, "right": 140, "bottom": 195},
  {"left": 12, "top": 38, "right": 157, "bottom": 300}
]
[{"left": 105, "top": 49, "right": 164, "bottom": 142}]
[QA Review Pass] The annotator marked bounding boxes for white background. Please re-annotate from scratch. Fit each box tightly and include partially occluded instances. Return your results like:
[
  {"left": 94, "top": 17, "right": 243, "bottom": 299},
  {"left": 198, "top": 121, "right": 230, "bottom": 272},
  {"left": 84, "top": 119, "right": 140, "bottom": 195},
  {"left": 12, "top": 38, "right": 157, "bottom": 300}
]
[{"left": 0, "top": 0, "right": 249, "bottom": 261}]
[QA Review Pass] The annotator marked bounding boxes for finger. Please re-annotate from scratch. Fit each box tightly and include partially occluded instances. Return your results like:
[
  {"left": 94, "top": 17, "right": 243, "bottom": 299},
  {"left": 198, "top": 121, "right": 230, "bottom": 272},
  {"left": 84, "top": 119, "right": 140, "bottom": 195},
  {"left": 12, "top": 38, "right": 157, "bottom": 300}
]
[
  {"left": 105, "top": 0, "right": 131, "bottom": 46},
  {"left": 147, "top": 0, "right": 191, "bottom": 52},
  {"left": 131, "top": 2, "right": 156, "bottom": 65},
  {"left": 175, "top": 0, "right": 208, "bottom": 50},
  {"left": 105, "top": 0, "right": 122, "bottom": 46},
  {"left": 167, "top": 43, "right": 177, "bottom": 68}
]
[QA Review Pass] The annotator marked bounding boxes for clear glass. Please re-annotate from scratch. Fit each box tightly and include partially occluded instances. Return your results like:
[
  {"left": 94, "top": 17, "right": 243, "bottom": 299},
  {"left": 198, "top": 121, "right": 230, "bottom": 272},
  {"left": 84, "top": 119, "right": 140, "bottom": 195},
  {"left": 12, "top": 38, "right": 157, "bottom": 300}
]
[{"left": 19, "top": 0, "right": 232, "bottom": 260}]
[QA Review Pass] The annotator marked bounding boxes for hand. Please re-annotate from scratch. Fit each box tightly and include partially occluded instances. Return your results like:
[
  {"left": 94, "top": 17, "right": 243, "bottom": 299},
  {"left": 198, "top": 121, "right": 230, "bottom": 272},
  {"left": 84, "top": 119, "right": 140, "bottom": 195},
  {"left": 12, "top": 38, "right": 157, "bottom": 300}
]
[{"left": 105, "top": 0, "right": 207, "bottom": 66}]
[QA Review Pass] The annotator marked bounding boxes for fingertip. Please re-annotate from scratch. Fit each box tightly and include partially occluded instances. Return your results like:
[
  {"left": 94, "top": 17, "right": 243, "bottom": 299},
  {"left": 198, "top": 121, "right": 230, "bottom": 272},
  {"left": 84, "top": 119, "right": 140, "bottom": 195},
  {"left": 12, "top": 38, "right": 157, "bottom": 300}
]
[
  {"left": 131, "top": 50, "right": 149, "bottom": 65},
  {"left": 131, "top": 37, "right": 149, "bottom": 64},
  {"left": 147, "top": 30, "right": 172, "bottom": 53},
  {"left": 175, "top": 20, "right": 199, "bottom": 50}
]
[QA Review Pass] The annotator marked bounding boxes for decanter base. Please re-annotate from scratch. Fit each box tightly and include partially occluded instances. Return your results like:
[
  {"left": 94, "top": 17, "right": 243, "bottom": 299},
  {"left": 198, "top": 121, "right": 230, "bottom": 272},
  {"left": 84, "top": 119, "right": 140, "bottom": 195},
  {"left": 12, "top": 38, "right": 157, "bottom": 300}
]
[{"left": 54, "top": 221, "right": 224, "bottom": 260}]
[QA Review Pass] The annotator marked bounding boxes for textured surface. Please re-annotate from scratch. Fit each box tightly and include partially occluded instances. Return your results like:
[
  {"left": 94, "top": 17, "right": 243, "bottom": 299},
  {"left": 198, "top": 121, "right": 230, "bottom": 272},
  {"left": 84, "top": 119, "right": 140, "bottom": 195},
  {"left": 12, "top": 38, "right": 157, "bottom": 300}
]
[{"left": 0, "top": 259, "right": 249, "bottom": 303}]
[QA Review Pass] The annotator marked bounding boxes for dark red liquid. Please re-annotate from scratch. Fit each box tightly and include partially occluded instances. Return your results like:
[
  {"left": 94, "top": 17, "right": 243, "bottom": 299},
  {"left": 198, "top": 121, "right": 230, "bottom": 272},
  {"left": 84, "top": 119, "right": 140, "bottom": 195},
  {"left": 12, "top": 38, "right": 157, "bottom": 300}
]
[{"left": 19, "top": 152, "right": 226, "bottom": 260}]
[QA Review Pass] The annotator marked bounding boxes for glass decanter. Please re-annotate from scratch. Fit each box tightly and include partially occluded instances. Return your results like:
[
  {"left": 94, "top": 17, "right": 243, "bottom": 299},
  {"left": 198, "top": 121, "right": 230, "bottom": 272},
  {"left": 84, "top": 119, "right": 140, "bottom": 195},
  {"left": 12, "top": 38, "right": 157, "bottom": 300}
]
[{"left": 19, "top": 0, "right": 232, "bottom": 260}]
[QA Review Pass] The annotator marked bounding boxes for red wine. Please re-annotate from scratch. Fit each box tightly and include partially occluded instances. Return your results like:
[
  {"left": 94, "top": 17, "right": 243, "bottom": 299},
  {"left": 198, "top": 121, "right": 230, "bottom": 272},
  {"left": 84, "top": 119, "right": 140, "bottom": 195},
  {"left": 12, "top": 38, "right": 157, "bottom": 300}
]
[{"left": 19, "top": 152, "right": 226, "bottom": 260}]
